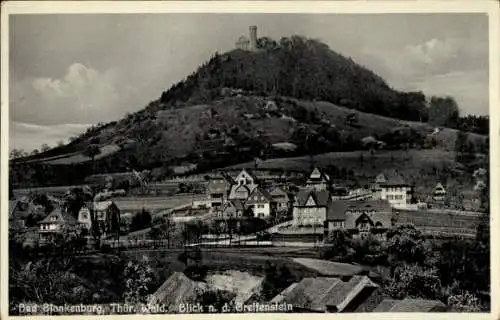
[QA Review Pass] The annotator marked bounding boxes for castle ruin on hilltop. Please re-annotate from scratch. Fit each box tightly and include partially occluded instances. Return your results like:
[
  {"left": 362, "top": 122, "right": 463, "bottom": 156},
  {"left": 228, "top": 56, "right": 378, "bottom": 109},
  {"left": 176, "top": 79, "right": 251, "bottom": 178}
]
[{"left": 235, "top": 26, "right": 258, "bottom": 51}]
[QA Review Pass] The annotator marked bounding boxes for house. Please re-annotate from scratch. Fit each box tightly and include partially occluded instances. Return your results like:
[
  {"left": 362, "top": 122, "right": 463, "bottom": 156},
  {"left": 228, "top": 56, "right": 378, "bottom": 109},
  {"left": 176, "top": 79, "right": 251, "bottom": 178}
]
[
  {"left": 306, "top": 167, "right": 331, "bottom": 191},
  {"left": 38, "top": 208, "right": 78, "bottom": 243},
  {"left": 219, "top": 200, "right": 246, "bottom": 219},
  {"left": 205, "top": 178, "right": 232, "bottom": 210},
  {"left": 373, "top": 298, "right": 448, "bottom": 312},
  {"left": 246, "top": 187, "right": 273, "bottom": 218},
  {"left": 79, "top": 201, "right": 120, "bottom": 237},
  {"left": 432, "top": 182, "right": 447, "bottom": 201},
  {"left": 270, "top": 275, "right": 379, "bottom": 313},
  {"left": 77, "top": 205, "right": 92, "bottom": 231},
  {"left": 228, "top": 169, "right": 258, "bottom": 201},
  {"left": 148, "top": 272, "right": 209, "bottom": 309},
  {"left": 292, "top": 189, "right": 332, "bottom": 226},
  {"left": 325, "top": 200, "right": 393, "bottom": 239},
  {"left": 234, "top": 169, "right": 257, "bottom": 187},
  {"left": 373, "top": 171, "right": 414, "bottom": 209},
  {"left": 269, "top": 186, "right": 291, "bottom": 214}
]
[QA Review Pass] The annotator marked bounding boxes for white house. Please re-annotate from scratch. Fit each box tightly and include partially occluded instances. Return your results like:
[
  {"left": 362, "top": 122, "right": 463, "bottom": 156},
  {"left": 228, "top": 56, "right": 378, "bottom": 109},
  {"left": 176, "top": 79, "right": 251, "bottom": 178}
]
[
  {"left": 246, "top": 187, "right": 273, "bottom": 218},
  {"left": 376, "top": 172, "right": 414, "bottom": 209},
  {"left": 39, "top": 208, "right": 78, "bottom": 243}
]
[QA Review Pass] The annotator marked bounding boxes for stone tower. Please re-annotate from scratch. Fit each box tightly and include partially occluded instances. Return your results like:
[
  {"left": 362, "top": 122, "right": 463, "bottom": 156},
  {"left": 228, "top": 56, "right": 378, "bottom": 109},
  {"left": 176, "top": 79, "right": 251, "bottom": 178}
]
[{"left": 249, "top": 26, "right": 257, "bottom": 51}]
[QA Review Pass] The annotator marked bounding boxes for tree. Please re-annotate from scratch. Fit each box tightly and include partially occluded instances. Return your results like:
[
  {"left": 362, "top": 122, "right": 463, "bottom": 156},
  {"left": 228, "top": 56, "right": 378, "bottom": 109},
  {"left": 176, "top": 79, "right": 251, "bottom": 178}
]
[
  {"left": 321, "top": 230, "right": 355, "bottom": 262},
  {"left": 261, "top": 262, "right": 294, "bottom": 300},
  {"left": 83, "top": 144, "right": 101, "bottom": 173},
  {"left": 385, "top": 263, "right": 442, "bottom": 301},
  {"left": 386, "top": 225, "right": 430, "bottom": 267},
  {"left": 40, "top": 144, "right": 50, "bottom": 152},
  {"left": 130, "top": 209, "right": 152, "bottom": 232},
  {"left": 447, "top": 292, "right": 482, "bottom": 312},
  {"left": 195, "top": 289, "right": 235, "bottom": 313},
  {"left": 123, "top": 258, "right": 154, "bottom": 306},
  {"left": 428, "top": 96, "right": 460, "bottom": 128},
  {"left": 10, "top": 149, "right": 26, "bottom": 159}
]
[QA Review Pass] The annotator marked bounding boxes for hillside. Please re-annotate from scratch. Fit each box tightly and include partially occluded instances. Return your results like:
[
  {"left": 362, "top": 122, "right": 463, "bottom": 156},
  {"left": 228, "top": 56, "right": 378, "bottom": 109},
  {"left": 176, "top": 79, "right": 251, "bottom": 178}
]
[{"left": 10, "top": 35, "right": 488, "bottom": 188}]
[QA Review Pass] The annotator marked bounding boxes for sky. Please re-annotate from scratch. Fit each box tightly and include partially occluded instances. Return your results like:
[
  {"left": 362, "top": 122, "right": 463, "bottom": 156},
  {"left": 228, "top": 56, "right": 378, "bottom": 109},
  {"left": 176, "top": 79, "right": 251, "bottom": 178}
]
[{"left": 9, "top": 13, "right": 489, "bottom": 152}]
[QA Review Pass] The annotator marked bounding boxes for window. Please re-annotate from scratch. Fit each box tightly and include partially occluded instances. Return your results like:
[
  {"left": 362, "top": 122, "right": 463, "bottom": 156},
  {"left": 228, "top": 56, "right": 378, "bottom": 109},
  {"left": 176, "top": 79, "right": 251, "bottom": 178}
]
[
  {"left": 254, "top": 196, "right": 258, "bottom": 200},
  {"left": 51, "top": 216, "right": 57, "bottom": 221},
  {"left": 258, "top": 204, "right": 265, "bottom": 209},
  {"left": 81, "top": 214, "right": 88, "bottom": 220}
]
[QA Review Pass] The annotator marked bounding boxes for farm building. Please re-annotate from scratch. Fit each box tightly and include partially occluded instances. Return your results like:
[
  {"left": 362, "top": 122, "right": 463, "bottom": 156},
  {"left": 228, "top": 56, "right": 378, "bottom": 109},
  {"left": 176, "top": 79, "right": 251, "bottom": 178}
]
[{"left": 270, "top": 275, "right": 379, "bottom": 313}]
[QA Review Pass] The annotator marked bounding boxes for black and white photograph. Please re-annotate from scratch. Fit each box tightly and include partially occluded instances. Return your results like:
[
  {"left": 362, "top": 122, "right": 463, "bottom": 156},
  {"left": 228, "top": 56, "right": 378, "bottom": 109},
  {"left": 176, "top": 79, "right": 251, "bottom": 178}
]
[{"left": 4, "top": 1, "right": 498, "bottom": 317}]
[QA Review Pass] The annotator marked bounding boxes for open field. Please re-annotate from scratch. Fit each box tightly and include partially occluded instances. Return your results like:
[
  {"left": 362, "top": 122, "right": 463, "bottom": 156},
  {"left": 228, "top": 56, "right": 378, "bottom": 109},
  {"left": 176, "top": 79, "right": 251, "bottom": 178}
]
[
  {"left": 394, "top": 209, "right": 482, "bottom": 233},
  {"left": 113, "top": 194, "right": 204, "bottom": 214},
  {"left": 227, "top": 149, "right": 456, "bottom": 175}
]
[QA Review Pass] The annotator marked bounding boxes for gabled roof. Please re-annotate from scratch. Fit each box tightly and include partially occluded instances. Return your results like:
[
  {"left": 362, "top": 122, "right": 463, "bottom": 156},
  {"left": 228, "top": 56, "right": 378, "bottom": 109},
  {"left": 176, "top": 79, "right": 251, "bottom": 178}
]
[
  {"left": 375, "top": 173, "right": 387, "bottom": 184},
  {"left": 270, "top": 275, "right": 378, "bottom": 312},
  {"left": 295, "top": 189, "right": 331, "bottom": 207},
  {"left": 327, "top": 200, "right": 392, "bottom": 227},
  {"left": 307, "top": 167, "right": 330, "bottom": 183},
  {"left": 325, "top": 276, "right": 379, "bottom": 312},
  {"left": 374, "top": 298, "right": 447, "bottom": 312},
  {"left": 434, "top": 183, "right": 446, "bottom": 193},
  {"left": 223, "top": 199, "right": 245, "bottom": 213},
  {"left": 39, "top": 208, "right": 77, "bottom": 226},
  {"left": 149, "top": 272, "right": 207, "bottom": 306},
  {"left": 377, "top": 170, "right": 409, "bottom": 186},
  {"left": 269, "top": 186, "right": 288, "bottom": 198},
  {"left": 246, "top": 187, "right": 272, "bottom": 204},
  {"left": 235, "top": 168, "right": 256, "bottom": 182}
]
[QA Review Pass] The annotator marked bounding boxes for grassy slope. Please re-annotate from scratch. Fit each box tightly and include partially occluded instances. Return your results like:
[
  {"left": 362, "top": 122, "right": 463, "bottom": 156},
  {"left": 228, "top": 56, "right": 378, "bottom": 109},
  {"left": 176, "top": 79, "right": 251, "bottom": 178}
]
[{"left": 19, "top": 96, "right": 486, "bottom": 166}]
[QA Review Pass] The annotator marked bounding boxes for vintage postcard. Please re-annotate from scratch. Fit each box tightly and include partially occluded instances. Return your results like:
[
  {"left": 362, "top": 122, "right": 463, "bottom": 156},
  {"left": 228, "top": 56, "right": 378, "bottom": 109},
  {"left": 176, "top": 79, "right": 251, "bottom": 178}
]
[{"left": 1, "top": 1, "right": 499, "bottom": 319}]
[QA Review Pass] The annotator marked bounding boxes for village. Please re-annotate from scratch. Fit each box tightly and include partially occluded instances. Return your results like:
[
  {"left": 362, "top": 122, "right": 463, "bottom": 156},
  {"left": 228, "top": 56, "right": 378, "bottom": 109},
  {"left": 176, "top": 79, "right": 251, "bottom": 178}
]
[{"left": 9, "top": 163, "right": 488, "bottom": 314}]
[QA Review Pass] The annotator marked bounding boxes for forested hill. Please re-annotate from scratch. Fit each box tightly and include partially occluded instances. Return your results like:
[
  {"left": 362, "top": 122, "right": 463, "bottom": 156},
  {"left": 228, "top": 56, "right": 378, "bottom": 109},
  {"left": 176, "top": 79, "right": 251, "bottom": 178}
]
[
  {"left": 10, "top": 35, "right": 489, "bottom": 188},
  {"left": 155, "top": 35, "right": 429, "bottom": 122}
]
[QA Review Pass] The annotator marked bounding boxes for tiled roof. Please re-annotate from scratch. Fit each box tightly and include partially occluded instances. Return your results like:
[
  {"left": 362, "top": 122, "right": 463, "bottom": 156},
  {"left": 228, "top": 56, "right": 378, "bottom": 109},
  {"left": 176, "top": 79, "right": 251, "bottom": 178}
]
[
  {"left": 308, "top": 167, "right": 330, "bottom": 182},
  {"left": 295, "top": 189, "right": 330, "bottom": 207},
  {"left": 375, "top": 298, "right": 447, "bottom": 312},
  {"left": 246, "top": 187, "right": 272, "bottom": 204},
  {"left": 149, "top": 272, "right": 207, "bottom": 306},
  {"left": 373, "top": 299, "right": 399, "bottom": 312},
  {"left": 39, "top": 208, "right": 77, "bottom": 226},
  {"left": 228, "top": 184, "right": 253, "bottom": 200},
  {"left": 327, "top": 200, "right": 392, "bottom": 225},
  {"left": 271, "top": 275, "right": 378, "bottom": 312}
]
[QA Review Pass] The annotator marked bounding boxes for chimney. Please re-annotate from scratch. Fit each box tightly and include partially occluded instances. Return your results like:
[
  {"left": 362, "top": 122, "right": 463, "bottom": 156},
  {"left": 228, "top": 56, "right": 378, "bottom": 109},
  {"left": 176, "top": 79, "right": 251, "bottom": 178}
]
[{"left": 249, "top": 26, "right": 257, "bottom": 51}]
